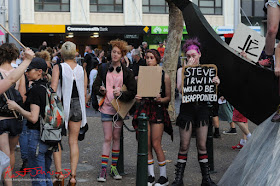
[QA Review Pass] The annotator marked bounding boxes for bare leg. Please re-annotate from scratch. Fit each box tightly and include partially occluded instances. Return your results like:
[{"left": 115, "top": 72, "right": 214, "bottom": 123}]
[
  {"left": 8, "top": 136, "right": 19, "bottom": 170},
  {"left": 0, "top": 133, "right": 12, "bottom": 186},
  {"left": 265, "top": 6, "right": 280, "bottom": 55},
  {"left": 234, "top": 122, "right": 250, "bottom": 136},
  {"left": 148, "top": 122, "right": 153, "bottom": 160},
  {"left": 102, "top": 121, "right": 113, "bottom": 156},
  {"left": 230, "top": 122, "right": 236, "bottom": 128},
  {"left": 212, "top": 116, "right": 219, "bottom": 128},
  {"left": 111, "top": 121, "right": 123, "bottom": 151},
  {"left": 151, "top": 123, "right": 165, "bottom": 162},
  {"left": 53, "top": 143, "right": 64, "bottom": 180},
  {"left": 68, "top": 121, "right": 81, "bottom": 183}
]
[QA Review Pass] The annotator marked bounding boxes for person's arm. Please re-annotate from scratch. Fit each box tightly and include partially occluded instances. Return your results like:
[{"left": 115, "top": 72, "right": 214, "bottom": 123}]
[
  {"left": 51, "top": 65, "right": 60, "bottom": 92},
  {"left": 84, "top": 70, "right": 88, "bottom": 100},
  {"left": 155, "top": 73, "right": 171, "bottom": 104},
  {"left": 7, "top": 100, "right": 40, "bottom": 124},
  {"left": 177, "top": 67, "right": 182, "bottom": 93},
  {"left": 18, "top": 75, "right": 27, "bottom": 103},
  {"left": 0, "top": 48, "right": 34, "bottom": 94}
]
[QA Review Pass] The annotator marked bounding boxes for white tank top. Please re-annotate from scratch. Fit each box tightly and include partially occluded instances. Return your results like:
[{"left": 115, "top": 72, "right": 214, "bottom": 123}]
[{"left": 57, "top": 63, "right": 87, "bottom": 129}]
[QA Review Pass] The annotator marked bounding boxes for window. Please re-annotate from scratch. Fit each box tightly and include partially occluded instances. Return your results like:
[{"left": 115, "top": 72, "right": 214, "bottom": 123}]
[
  {"left": 90, "top": 0, "right": 123, "bottom": 13},
  {"left": 241, "top": 0, "right": 265, "bottom": 17},
  {"left": 192, "top": 0, "right": 223, "bottom": 15},
  {"left": 34, "top": 0, "right": 70, "bottom": 12},
  {"left": 143, "top": 0, "right": 169, "bottom": 14}
]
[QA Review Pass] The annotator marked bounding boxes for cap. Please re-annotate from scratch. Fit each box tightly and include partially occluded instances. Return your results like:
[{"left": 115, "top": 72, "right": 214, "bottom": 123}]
[{"left": 27, "top": 57, "right": 47, "bottom": 72}]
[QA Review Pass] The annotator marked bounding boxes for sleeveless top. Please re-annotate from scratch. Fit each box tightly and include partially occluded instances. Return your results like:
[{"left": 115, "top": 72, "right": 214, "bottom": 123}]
[{"left": 57, "top": 63, "right": 87, "bottom": 129}]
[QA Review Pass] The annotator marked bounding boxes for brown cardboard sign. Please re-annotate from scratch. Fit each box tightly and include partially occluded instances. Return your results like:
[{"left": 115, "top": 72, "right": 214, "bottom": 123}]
[
  {"left": 137, "top": 66, "right": 162, "bottom": 97},
  {"left": 182, "top": 64, "right": 218, "bottom": 103},
  {"left": 111, "top": 85, "right": 136, "bottom": 119}
]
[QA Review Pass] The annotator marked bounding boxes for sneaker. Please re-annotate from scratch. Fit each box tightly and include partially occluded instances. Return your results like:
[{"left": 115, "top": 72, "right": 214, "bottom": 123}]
[
  {"left": 258, "top": 55, "right": 274, "bottom": 70},
  {"left": 222, "top": 128, "right": 237, "bottom": 135},
  {"left": 155, "top": 176, "right": 169, "bottom": 186},
  {"left": 110, "top": 165, "right": 122, "bottom": 180},
  {"left": 86, "top": 103, "right": 90, "bottom": 108},
  {"left": 97, "top": 168, "right": 106, "bottom": 182},
  {"left": 232, "top": 143, "right": 243, "bottom": 150},
  {"left": 148, "top": 175, "right": 155, "bottom": 186}
]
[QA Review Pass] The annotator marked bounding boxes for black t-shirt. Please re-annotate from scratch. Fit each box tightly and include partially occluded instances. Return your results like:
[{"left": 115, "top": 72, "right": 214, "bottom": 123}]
[
  {"left": 132, "top": 58, "right": 146, "bottom": 77},
  {"left": 84, "top": 53, "right": 98, "bottom": 76},
  {"left": 25, "top": 79, "right": 47, "bottom": 130}
]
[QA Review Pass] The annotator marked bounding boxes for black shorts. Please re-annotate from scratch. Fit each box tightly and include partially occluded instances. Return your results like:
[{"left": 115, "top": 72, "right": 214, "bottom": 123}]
[
  {"left": 0, "top": 118, "right": 23, "bottom": 136},
  {"left": 212, "top": 102, "right": 219, "bottom": 117},
  {"left": 176, "top": 103, "right": 210, "bottom": 130},
  {"left": 69, "top": 98, "right": 82, "bottom": 122}
]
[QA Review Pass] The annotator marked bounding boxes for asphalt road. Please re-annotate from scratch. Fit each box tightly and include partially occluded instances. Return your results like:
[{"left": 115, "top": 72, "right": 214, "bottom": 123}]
[{"left": 11, "top": 98, "right": 257, "bottom": 186}]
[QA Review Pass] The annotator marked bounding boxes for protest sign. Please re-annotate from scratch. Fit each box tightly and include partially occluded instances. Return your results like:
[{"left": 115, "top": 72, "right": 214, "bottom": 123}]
[
  {"left": 137, "top": 66, "right": 162, "bottom": 97},
  {"left": 229, "top": 23, "right": 265, "bottom": 63},
  {"left": 182, "top": 64, "right": 217, "bottom": 103}
]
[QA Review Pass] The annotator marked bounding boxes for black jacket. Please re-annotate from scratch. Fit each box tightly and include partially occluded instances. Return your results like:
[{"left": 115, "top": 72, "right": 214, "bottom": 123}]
[{"left": 93, "top": 62, "right": 137, "bottom": 102}]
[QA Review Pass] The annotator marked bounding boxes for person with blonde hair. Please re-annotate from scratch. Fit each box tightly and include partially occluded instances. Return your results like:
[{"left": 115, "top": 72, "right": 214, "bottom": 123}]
[{"left": 51, "top": 41, "right": 87, "bottom": 186}]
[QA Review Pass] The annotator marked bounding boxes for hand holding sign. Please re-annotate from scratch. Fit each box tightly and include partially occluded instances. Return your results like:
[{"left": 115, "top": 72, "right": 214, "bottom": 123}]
[{"left": 182, "top": 64, "right": 218, "bottom": 103}]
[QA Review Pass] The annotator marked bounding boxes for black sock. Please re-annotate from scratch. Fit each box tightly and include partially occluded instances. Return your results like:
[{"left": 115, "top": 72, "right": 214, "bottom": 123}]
[{"left": 215, "top": 128, "right": 219, "bottom": 134}]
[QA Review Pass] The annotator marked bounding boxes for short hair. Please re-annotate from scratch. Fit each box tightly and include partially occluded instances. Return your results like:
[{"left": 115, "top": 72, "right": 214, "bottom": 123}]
[
  {"left": 142, "top": 41, "right": 147, "bottom": 46},
  {"left": 109, "top": 39, "right": 128, "bottom": 57},
  {"left": 183, "top": 37, "right": 201, "bottom": 53},
  {"left": 35, "top": 50, "right": 51, "bottom": 62},
  {"left": 0, "top": 43, "right": 19, "bottom": 65},
  {"left": 87, "top": 45, "right": 93, "bottom": 51},
  {"left": 61, "top": 41, "right": 76, "bottom": 60},
  {"left": 133, "top": 49, "right": 140, "bottom": 56}
]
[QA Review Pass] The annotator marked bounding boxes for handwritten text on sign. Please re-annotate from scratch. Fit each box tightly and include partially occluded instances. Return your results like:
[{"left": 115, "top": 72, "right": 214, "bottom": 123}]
[{"left": 182, "top": 65, "right": 217, "bottom": 103}]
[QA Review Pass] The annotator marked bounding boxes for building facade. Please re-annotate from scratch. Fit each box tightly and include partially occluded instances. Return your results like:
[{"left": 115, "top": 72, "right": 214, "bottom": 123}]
[{"left": 7, "top": 0, "right": 243, "bottom": 53}]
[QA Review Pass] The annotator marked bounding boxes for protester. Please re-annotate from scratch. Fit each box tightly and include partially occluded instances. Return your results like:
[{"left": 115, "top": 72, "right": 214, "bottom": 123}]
[
  {"left": 98, "top": 50, "right": 106, "bottom": 64},
  {"left": 6, "top": 57, "right": 52, "bottom": 186},
  {"left": 142, "top": 41, "right": 148, "bottom": 55},
  {"left": 93, "top": 39, "right": 136, "bottom": 182},
  {"left": 83, "top": 45, "right": 98, "bottom": 78},
  {"left": 51, "top": 41, "right": 87, "bottom": 186},
  {"left": 131, "top": 49, "right": 146, "bottom": 79},
  {"left": 132, "top": 49, "right": 173, "bottom": 186},
  {"left": 0, "top": 48, "right": 34, "bottom": 95},
  {"left": 258, "top": 0, "right": 280, "bottom": 69},
  {"left": 157, "top": 42, "right": 165, "bottom": 60},
  {"left": 0, "top": 43, "right": 28, "bottom": 186},
  {"left": 172, "top": 38, "right": 219, "bottom": 186}
]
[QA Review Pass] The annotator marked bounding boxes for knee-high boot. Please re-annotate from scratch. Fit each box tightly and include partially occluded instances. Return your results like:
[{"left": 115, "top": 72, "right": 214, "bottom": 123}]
[
  {"left": 199, "top": 162, "right": 217, "bottom": 186},
  {"left": 171, "top": 162, "right": 186, "bottom": 186}
]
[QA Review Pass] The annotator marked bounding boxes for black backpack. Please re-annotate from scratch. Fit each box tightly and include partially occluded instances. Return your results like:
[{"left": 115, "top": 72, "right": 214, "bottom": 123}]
[{"left": 0, "top": 72, "right": 23, "bottom": 118}]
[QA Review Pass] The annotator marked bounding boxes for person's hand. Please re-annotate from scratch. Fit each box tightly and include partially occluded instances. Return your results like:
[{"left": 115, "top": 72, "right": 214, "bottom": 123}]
[
  {"left": 240, "top": 51, "right": 249, "bottom": 60},
  {"left": 99, "top": 86, "right": 106, "bottom": 95},
  {"left": 154, "top": 94, "right": 162, "bottom": 103},
  {"left": 275, "top": 64, "right": 280, "bottom": 77},
  {"left": 187, "top": 57, "right": 197, "bottom": 66},
  {"left": 212, "top": 76, "right": 220, "bottom": 85},
  {"left": 113, "top": 87, "right": 121, "bottom": 97},
  {"left": 23, "top": 48, "right": 35, "bottom": 60},
  {"left": 135, "top": 95, "right": 142, "bottom": 103},
  {"left": 7, "top": 100, "right": 19, "bottom": 111}
]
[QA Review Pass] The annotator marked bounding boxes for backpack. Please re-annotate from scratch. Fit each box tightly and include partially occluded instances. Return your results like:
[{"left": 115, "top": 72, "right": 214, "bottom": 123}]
[
  {"left": 0, "top": 72, "right": 23, "bottom": 119},
  {"left": 39, "top": 84, "right": 65, "bottom": 146}
]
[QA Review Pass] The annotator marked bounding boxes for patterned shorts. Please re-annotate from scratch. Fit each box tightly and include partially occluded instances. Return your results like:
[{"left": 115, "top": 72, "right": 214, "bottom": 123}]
[{"left": 265, "top": 0, "right": 280, "bottom": 8}]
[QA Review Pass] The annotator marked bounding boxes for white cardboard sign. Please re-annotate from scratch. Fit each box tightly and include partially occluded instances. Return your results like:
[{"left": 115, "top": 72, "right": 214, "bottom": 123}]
[{"left": 229, "top": 23, "right": 265, "bottom": 63}]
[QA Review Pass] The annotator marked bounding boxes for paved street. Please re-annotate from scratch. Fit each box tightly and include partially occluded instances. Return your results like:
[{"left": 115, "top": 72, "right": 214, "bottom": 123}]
[{"left": 12, "top": 98, "right": 257, "bottom": 186}]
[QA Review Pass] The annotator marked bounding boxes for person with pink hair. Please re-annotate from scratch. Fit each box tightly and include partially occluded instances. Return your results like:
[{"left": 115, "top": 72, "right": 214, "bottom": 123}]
[{"left": 172, "top": 38, "right": 219, "bottom": 186}]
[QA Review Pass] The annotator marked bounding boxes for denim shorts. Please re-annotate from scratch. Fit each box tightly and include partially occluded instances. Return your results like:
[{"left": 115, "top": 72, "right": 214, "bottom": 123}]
[
  {"left": 266, "top": 0, "right": 280, "bottom": 8},
  {"left": 101, "top": 113, "right": 123, "bottom": 122},
  {"left": 0, "top": 119, "right": 22, "bottom": 136},
  {"left": 69, "top": 98, "right": 82, "bottom": 122}
]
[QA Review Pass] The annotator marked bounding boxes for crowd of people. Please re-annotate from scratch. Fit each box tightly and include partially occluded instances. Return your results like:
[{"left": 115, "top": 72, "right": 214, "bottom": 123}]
[{"left": 0, "top": 23, "right": 278, "bottom": 186}]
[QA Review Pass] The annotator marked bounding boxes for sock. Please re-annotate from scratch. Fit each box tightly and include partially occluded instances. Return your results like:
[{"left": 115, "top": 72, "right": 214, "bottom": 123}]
[
  {"left": 215, "top": 128, "right": 219, "bottom": 134},
  {"left": 148, "top": 159, "right": 155, "bottom": 177},
  {"left": 158, "top": 161, "right": 167, "bottom": 178},
  {"left": 198, "top": 154, "right": 208, "bottom": 163},
  {"left": 246, "top": 133, "right": 251, "bottom": 140},
  {"left": 240, "top": 139, "right": 246, "bottom": 146},
  {"left": 101, "top": 155, "right": 109, "bottom": 169},
  {"left": 112, "top": 149, "right": 120, "bottom": 167},
  {"left": 177, "top": 153, "right": 188, "bottom": 163}
]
